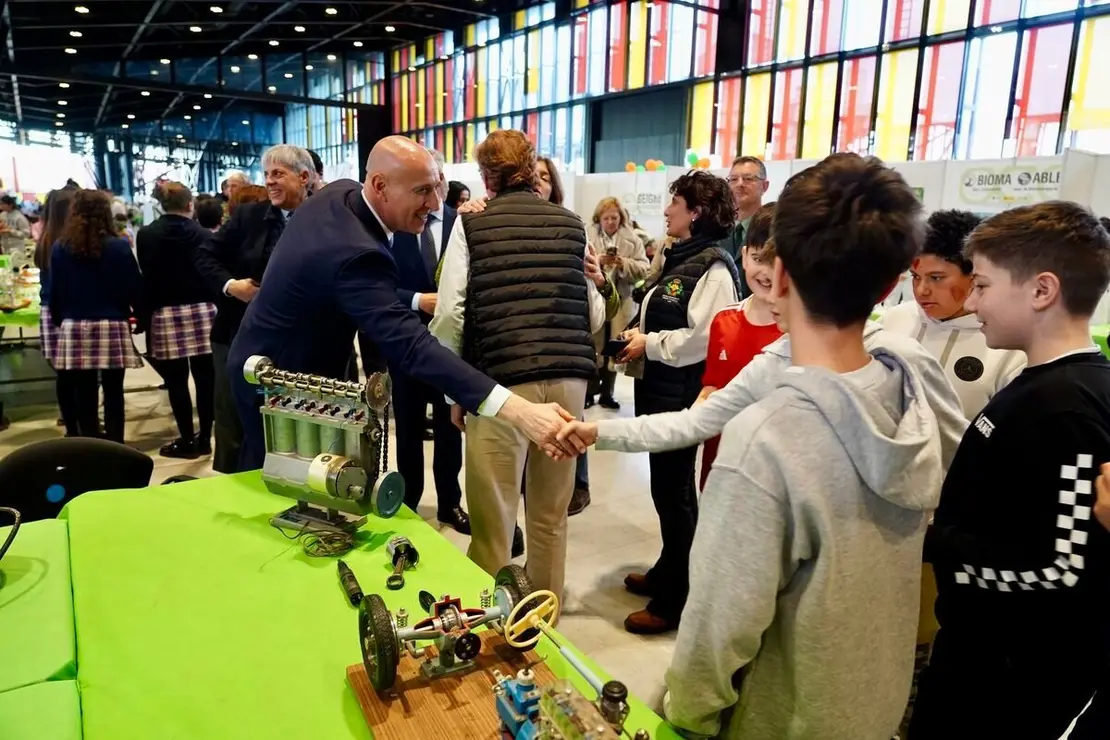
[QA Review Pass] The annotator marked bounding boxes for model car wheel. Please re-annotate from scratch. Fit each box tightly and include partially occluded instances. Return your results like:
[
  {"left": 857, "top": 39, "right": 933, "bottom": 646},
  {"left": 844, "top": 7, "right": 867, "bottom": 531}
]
[
  {"left": 359, "top": 594, "right": 399, "bottom": 691},
  {"left": 495, "top": 565, "right": 540, "bottom": 646}
]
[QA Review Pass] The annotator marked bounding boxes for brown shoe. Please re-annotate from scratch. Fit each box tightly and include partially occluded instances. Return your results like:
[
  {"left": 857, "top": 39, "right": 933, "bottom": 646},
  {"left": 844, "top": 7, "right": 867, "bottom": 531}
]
[
  {"left": 623, "top": 572, "right": 653, "bottom": 597},
  {"left": 624, "top": 608, "right": 679, "bottom": 635}
]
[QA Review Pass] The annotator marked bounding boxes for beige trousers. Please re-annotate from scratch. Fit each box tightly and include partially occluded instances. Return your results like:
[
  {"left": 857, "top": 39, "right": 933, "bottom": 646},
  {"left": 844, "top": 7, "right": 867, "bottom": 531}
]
[{"left": 465, "top": 378, "right": 587, "bottom": 601}]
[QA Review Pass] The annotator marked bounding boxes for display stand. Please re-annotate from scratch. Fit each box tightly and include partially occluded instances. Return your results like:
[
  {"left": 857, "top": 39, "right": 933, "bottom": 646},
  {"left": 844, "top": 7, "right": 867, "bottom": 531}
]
[{"left": 346, "top": 633, "right": 556, "bottom": 740}]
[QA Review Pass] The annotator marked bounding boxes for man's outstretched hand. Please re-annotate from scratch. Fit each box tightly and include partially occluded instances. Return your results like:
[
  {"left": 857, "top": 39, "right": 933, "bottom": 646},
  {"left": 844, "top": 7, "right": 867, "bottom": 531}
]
[
  {"left": 551, "top": 420, "right": 598, "bottom": 460},
  {"left": 497, "top": 394, "right": 578, "bottom": 457}
]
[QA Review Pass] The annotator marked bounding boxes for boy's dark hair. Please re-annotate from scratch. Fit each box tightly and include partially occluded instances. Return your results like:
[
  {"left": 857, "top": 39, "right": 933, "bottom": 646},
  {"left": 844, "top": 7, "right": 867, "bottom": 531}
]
[
  {"left": 964, "top": 201, "right": 1110, "bottom": 316},
  {"left": 194, "top": 196, "right": 224, "bottom": 229},
  {"left": 745, "top": 202, "right": 776, "bottom": 250},
  {"left": 307, "top": 149, "right": 324, "bottom": 177},
  {"left": 669, "top": 170, "right": 735, "bottom": 240},
  {"left": 1099, "top": 216, "right": 1110, "bottom": 234},
  {"left": 922, "top": 209, "right": 981, "bottom": 274},
  {"left": 773, "top": 153, "right": 922, "bottom": 327}
]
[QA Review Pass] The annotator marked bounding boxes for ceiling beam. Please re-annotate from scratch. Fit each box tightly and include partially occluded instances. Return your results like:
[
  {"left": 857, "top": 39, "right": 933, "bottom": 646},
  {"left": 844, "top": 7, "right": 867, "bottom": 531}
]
[
  {"left": 2, "top": 0, "right": 21, "bottom": 124},
  {"left": 412, "top": 1, "right": 496, "bottom": 18},
  {"left": 94, "top": 0, "right": 165, "bottom": 127}
]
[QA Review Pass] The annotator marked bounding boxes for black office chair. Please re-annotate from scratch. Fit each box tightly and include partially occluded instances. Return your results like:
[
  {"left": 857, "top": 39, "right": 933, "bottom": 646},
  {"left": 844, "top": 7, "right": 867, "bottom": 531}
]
[{"left": 0, "top": 437, "right": 154, "bottom": 522}]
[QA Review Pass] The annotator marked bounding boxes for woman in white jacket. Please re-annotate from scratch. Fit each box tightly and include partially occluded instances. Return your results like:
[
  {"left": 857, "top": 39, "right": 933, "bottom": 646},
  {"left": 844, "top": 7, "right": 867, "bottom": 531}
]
[{"left": 586, "top": 197, "right": 649, "bottom": 409}]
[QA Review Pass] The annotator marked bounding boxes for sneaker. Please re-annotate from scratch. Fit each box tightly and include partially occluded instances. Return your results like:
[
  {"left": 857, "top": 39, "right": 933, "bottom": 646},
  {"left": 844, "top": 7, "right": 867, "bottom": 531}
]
[
  {"left": 194, "top": 435, "right": 212, "bottom": 456},
  {"left": 160, "top": 438, "right": 199, "bottom": 460},
  {"left": 512, "top": 525, "right": 525, "bottom": 558},
  {"left": 567, "top": 486, "right": 591, "bottom": 516},
  {"left": 598, "top": 396, "right": 621, "bottom": 410}
]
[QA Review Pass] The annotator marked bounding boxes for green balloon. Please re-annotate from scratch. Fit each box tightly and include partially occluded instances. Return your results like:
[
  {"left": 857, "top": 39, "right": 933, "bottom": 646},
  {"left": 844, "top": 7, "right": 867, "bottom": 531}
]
[
  {"left": 636, "top": 165, "right": 646, "bottom": 172},
  {"left": 686, "top": 151, "right": 699, "bottom": 166},
  {"left": 657, "top": 164, "right": 666, "bottom": 171}
]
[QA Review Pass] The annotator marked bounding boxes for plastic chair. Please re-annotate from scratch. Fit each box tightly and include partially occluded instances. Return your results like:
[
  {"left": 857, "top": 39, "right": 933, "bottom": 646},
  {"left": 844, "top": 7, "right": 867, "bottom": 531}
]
[{"left": 0, "top": 437, "right": 154, "bottom": 522}]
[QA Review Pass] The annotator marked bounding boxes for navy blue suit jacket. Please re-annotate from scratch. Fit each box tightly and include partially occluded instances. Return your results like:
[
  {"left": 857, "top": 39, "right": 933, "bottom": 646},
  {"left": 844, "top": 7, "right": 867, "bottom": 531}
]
[
  {"left": 227, "top": 181, "right": 496, "bottom": 471},
  {"left": 393, "top": 206, "right": 456, "bottom": 316}
]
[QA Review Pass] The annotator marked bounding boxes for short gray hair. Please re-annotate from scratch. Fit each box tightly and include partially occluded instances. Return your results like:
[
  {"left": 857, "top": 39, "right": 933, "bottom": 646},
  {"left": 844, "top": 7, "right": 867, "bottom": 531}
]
[
  {"left": 262, "top": 145, "right": 314, "bottom": 176},
  {"left": 427, "top": 148, "right": 446, "bottom": 175},
  {"left": 730, "top": 155, "right": 767, "bottom": 180},
  {"left": 225, "top": 170, "right": 250, "bottom": 185}
]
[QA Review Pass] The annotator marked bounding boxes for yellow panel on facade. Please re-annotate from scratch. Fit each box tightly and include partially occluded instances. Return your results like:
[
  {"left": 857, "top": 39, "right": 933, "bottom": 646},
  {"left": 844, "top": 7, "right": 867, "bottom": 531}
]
[
  {"left": 802, "top": 64, "right": 836, "bottom": 159},
  {"left": 393, "top": 50, "right": 400, "bottom": 71},
  {"left": 628, "top": 0, "right": 648, "bottom": 90},
  {"left": 689, "top": 82, "right": 715, "bottom": 153},
  {"left": 466, "top": 24, "right": 476, "bottom": 47},
  {"left": 417, "top": 70, "right": 426, "bottom": 129},
  {"left": 515, "top": 9, "right": 526, "bottom": 30},
  {"left": 476, "top": 48, "right": 487, "bottom": 118},
  {"left": 575, "top": 0, "right": 589, "bottom": 8},
  {"left": 927, "top": 0, "right": 971, "bottom": 35},
  {"left": 490, "top": 119, "right": 499, "bottom": 132},
  {"left": 741, "top": 73, "right": 771, "bottom": 158},
  {"left": 874, "top": 49, "right": 918, "bottom": 162},
  {"left": 400, "top": 73, "right": 409, "bottom": 132},
  {"left": 426, "top": 37, "right": 434, "bottom": 60},
  {"left": 528, "top": 30, "right": 540, "bottom": 96},
  {"left": 466, "top": 124, "right": 475, "bottom": 161},
  {"left": 435, "top": 62, "right": 445, "bottom": 123},
  {"left": 1070, "top": 17, "right": 1110, "bottom": 131},
  {"left": 780, "top": 0, "right": 805, "bottom": 60}
]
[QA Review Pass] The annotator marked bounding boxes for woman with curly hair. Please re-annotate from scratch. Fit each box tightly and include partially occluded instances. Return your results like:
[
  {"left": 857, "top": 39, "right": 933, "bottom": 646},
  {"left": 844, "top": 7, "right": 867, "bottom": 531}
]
[
  {"left": 49, "top": 189, "right": 144, "bottom": 443},
  {"left": 614, "top": 170, "right": 742, "bottom": 634}
]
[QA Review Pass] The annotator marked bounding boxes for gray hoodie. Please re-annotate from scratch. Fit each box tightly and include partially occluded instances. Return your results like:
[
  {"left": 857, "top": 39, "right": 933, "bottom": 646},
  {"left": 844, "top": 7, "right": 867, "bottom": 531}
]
[
  {"left": 595, "top": 321, "right": 968, "bottom": 470},
  {"left": 663, "top": 350, "right": 943, "bottom": 740}
]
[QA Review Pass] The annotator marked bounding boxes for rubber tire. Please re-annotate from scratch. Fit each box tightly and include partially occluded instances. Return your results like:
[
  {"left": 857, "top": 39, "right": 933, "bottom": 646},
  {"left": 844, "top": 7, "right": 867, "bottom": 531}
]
[
  {"left": 359, "top": 594, "right": 399, "bottom": 691},
  {"left": 495, "top": 565, "right": 541, "bottom": 648}
]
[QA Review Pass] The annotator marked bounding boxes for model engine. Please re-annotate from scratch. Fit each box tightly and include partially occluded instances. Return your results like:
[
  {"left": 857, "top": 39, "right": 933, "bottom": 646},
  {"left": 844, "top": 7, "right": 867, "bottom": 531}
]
[{"left": 243, "top": 355, "right": 405, "bottom": 533}]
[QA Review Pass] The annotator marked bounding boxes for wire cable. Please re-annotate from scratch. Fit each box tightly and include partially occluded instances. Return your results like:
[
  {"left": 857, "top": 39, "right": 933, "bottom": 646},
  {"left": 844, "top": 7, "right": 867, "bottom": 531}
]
[
  {"left": 0, "top": 507, "right": 21, "bottom": 564},
  {"left": 270, "top": 520, "right": 354, "bottom": 557}
]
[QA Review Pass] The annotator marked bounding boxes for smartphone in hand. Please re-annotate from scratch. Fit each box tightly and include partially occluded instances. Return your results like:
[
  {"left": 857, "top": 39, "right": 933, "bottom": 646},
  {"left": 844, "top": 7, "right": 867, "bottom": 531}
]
[{"left": 603, "top": 338, "right": 630, "bottom": 357}]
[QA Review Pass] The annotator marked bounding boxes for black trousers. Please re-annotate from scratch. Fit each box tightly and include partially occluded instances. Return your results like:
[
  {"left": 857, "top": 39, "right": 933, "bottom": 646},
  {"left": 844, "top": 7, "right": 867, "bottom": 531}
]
[
  {"left": 56, "top": 368, "right": 125, "bottom": 443},
  {"left": 56, "top": 375, "right": 78, "bottom": 436},
  {"left": 635, "top": 380, "right": 699, "bottom": 621},
  {"left": 211, "top": 342, "right": 242, "bottom": 474},
  {"left": 909, "top": 627, "right": 1103, "bottom": 740},
  {"left": 391, "top": 369, "right": 462, "bottom": 518},
  {"left": 150, "top": 354, "right": 215, "bottom": 442}
]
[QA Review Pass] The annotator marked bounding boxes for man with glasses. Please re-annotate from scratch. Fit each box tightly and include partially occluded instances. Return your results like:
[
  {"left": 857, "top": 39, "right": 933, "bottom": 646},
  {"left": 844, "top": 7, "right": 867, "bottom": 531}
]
[{"left": 723, "top": 155, "right": 770, "bottom": 299}]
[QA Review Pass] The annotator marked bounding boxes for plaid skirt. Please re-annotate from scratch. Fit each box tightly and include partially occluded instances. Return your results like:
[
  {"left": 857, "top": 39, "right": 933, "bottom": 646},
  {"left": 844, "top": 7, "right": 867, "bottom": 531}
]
[
  {"left": 39, "top": 304, "right": 58, "bottom": 364},
  {"left": 54, "top": 319, "right": 144, "bottom": 371},
  {"left": 149, "top": 302, "right": 216, "bottom": 361}
]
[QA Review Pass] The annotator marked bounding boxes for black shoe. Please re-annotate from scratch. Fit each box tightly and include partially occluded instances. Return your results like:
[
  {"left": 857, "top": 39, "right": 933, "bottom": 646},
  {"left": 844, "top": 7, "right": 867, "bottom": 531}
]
[
  {"left": 512, "top": 525, "right": 525, "bottom": 558},
  {"left": 567, "top": 486, "right": 591, "bottom": 516},
  {"left": 423, "top": 428, "right": 434, "bottom": 441},
  {"left": 598, "top": 396, "right": 620, "bottom": 410},
  {"left": 438, "top": 507, "right": 471, "bottom": 535},
  {"left": 160, "top": 438, "right": 199, "bottom": 459},
  {"left": 584, "top": 396, "right": 596, "bottom": 409},
  {"left": 194, "top": 435, "right": 212, "bottom": 456}
]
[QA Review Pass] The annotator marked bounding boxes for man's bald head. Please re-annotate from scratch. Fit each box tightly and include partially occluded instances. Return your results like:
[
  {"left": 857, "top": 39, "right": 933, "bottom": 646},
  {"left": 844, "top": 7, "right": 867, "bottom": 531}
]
[{"left": 364, "top": 135, "right": 441, "bottom": 235}]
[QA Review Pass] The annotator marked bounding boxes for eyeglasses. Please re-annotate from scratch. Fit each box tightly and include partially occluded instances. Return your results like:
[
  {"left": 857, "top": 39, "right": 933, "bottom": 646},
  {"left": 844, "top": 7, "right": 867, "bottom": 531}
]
[{"left": 727, "top": 174, "right": 765, "bottom": 184}]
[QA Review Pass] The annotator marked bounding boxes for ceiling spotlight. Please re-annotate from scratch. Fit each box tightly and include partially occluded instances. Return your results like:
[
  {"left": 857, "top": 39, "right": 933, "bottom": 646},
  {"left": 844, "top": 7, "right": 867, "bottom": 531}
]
[
  {"left": 247, "top": 53, "right": 258, "bottom": 60},
  {"left": 121, "top": 123, "right": 129, "bottom": 129},
  {"left": 177, "top": 134, "right": 184, "bottom": 138},
  {"left": 325, "top": 6, "right": 338, "bottom": 14},
  {"left": 304, "top": 64, "right": 314, "bottom": 70},
  {"left": 229, "top": 65, "right": 241, "bottom": 73},
  {"left": 64, "top": 48, "right": 77, "bottom": 54},
  {"left": 55, "top": 121, "right": 64, "bottom": 127},
  {"left": 203, "top": 93, "right": 212, "bottom": 99},
  {"left": 326, "top": 53, "right": 336, "bottom": 61},
  {"left": 160, "top": 58, "right": 171, "bottom": 65},
  {"left": 209, "top": 5, "right": 223, "bottom": 12},
  {"left": 190, "top": 26, "right": 202, "bottom": 33},
  {"left": 183, "top": 115, "right": 192, "bottom": 120},
  {"left": 56, "top": 113, "right": 65, "bottom": 118},
  {"left": 267, "top": 85, "right": 276, "bottom": 92},
  {"left": 141, "top": 90, "right": 150, "bottom": 96},
  {"left": 58, "top": 100, "right": 68, "bottom": 106},
  {"left": 283, "top": 72, "right": 293, "bottom": 78},
  {"left": 384, "top": 25, "right": 395, "bottom": 32},
  {"left": 193, "top": 104, "right": 201, "bottom": 110},
  {"left": 232, "top": 141, "right": 238, "bottom": 146},
  {"left": 407, "top": 65, "right": 415, "bottom": 72},
  {"left": 127, "top": 114, "right": 136, "bottom": 119},
  {"left": 353, "top": 40, "right": 363, "bottom": 47},
  {"left": 74, "top": 5, "right": 89, "bottom": 13},
  {"left": 59, "top": 82, "right": 70, "bottom": 89},
  {"left": 150, "top": 70, "right": 159, "bottom": 75},
  {"left": 294, "top": 25, "right": 305, "bottom": 32},
  {"left": 242, "top": 119, "right": 250, "bottom": 125},
  {"left": 268, "top": 39, "right": 279, "bottom": 46},
  {"left": 440, "top": 54, "right": 448, "bottom": 60},
  {"left": 69, "top": 30, "right": 82, "bottom": 37}
]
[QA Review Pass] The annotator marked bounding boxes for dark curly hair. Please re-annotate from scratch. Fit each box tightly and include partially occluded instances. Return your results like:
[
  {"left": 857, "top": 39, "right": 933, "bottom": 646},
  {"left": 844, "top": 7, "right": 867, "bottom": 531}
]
[
  {"left": 922, "top": 209, "right": 981, "bottom": 275},
  {"left": 59, "top": 189, "right": 115, "bottom": 260},
  {"left": 745, "top": 202, "right": 776, "bottom": 249},
  {"left": 669, "top": 170, "right": 735, "bottom": 240}
]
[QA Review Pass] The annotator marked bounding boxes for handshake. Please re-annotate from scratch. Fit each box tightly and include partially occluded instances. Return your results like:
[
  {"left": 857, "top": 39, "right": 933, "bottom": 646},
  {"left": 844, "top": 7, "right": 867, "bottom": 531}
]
[{"left": 452, "top": 394, "right": 599, "bottom": 460}]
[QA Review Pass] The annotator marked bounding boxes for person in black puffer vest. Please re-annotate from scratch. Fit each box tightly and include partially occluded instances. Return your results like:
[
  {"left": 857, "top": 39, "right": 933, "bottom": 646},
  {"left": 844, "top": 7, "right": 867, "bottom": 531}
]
[
  {"left": 615, "top": 170, "right": 742, "bottom": 635},
  {"left": 431, "top": 130, "right": 609, "bottom": 602}
]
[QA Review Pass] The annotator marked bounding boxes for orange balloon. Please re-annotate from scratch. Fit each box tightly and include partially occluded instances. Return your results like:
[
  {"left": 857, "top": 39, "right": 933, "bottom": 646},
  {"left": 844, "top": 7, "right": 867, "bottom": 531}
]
[
  {"left": 625, "top": 162, "right": 636, "bottom": 172},
  {"left": 645, "top": 160, "right": 658, "bottom": 171},
  {"left": 696, "top": 157, "right": 711, "bottom": 169}
]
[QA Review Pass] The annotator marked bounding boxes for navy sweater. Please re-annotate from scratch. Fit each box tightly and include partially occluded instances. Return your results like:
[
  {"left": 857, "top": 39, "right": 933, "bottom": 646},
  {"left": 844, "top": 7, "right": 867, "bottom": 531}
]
[{"left": 48, "top": 237, "right": 143, "bottom": 326}]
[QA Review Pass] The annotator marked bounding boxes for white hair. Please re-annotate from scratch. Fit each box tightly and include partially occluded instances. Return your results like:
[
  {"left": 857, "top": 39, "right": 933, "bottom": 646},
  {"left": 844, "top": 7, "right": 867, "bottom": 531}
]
[
  {"left": 427, "top": 148, "right": 446, "bottom": 174},
  {"left": 262, "top": 145, "right": 314, "bottom": 176},
  {"left": 224, "top": 170, "right": 250, "bottom": 185}
]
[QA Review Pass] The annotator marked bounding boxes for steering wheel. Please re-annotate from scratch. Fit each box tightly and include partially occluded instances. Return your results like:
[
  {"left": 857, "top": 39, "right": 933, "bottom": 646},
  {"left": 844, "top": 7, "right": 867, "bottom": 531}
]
[{"left": 504, "top": 589, "right": 560, "bottom": 649}]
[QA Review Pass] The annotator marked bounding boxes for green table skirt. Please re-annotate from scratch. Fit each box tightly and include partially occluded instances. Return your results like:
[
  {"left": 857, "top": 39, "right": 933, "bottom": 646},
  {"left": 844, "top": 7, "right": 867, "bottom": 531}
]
[
  {"left": 0, "top": 680, "right": 82, "bottom": 740},
  {"left": 0, "top": 519, "right": 77, "bottom": 694},
  {"left": 63, "top": 474, "right": 679, "bottom": 740},
  {"left": 0, "top": 305, "right": 40, "bottom": 329}
]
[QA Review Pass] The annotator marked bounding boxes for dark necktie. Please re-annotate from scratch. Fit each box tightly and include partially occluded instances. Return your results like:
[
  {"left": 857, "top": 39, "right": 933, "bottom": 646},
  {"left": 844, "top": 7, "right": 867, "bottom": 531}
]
[{"left": 420, "top": 214, "right": 438, "bottom": 275}]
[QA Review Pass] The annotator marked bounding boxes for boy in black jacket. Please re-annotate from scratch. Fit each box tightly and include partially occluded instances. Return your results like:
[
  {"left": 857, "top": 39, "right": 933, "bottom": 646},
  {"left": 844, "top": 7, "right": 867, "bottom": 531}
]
[{"left": 911, "top": 201, "right": 1110, "bottom": 739}]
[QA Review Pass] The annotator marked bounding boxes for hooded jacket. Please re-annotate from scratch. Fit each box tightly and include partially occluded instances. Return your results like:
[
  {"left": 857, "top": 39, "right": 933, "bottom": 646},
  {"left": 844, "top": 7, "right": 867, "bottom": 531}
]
[
  {"left": 663, "top": 349, "right": 943, "bottom": 740},
  {"left": 595, "top": 321, "right": 968, "bottom": 471}
]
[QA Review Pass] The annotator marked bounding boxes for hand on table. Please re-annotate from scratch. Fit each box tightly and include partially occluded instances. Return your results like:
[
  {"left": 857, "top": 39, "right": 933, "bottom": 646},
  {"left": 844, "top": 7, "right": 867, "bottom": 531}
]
[
  {"left": 497, "top": 394, "right": 578, "bottom": 457},
  {"left": 1095, "top": 462, "right": 1110, "bottom": 531},
  {"left": 228, "top": 278, "right": 260, "bottom": 303},
  {"left": 450, "top": 403, "right": 466, "bottom": 432},
  {"left": 617, "top": 329, "right": 647, "bottom": 364},
  {"left": 550, "top": 420, "right": 598, "bottom": 460},
  {"left": 418, "top": 292, "right": 438, "bottom": 315},
  {"left": 456, "top": 197, "right": 488, "bottom": 215}
]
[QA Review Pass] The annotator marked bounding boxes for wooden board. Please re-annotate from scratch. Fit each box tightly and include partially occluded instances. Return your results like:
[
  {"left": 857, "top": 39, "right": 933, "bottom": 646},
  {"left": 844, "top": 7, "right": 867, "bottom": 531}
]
[{"left": 346, "top": 633, "right": 557, "bottom": 740}]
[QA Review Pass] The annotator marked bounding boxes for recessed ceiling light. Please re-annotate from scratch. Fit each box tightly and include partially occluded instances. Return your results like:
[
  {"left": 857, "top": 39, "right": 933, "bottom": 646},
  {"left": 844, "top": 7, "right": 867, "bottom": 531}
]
[
  {"left": 294, "top": 25, "right": 305, "bottom": 32},
  {"left": 58, "top": 100, "right": 68, "bottom": 106},
  {"left": 268, "top": 40, "right": 279, "bottom": 46},
  {"left": 192, "top": 104, "right": 201, "bottom": 110},
  {"left": 384, "top": 25, "right": 395, "bottom": 32},
  {"left": 325, "top": 6, "right": 338, "bottom": 14},
  {"left": 127, "top": 114, "right": 136, "bottom": 119},
  {"left": 247, "top": 54, "right": 258, "bottom": 60},
  {"left": 440, "top": 54, "right": 448, "bottom": 60},
  {"left": 64, "top": 48, "right": 77, "bottom": 54},
  {"left": 229, "top": 65, "right": 241, "bottom": 73},
  {"left": 69, "top": 30, "right": 82, "bottom": 37},
  {"left": 304, "top": 64, "right": 314, "bottom": 70},
  {"left": 189, "top": 26, "right": 202, "bottom": 33},
  {"left": 203, "top": 93, "right": 212, "bottom": 99},
  {"left": 326, "top": 53, "right": 336, "bottom": 61},
  {"left": 232, "top": 141, "right": 238, "bottom": 146},
  {"left": 160, "top": 58, "right": 171, "bottom": 65},
  {"left": 59, "top": 82, "right": 70, "bottom": 89},
  {"left": 267, "top": 85, "right": 276, "bottom": 92},
  {"left": 141, "top": 90, "right": 150, "bottom": 96},
  {"left": 183, "top": 114, "right": 192, "bottom": 120},
  {"left": 151, "top": 70, "right": 159, "bottom": 75},
  {"left": 283, "top": 72, "right": 293, "bottom": 79},
  {"left": 353, "top": 41, "right": 363, "bottom": 47},
  {"left": 407, "top": 65, "right": 415, "bottom": 72},
  {"left": 177, "top": 134, "right": 184, "bottom": 138},
  {"left": 56, "top": 112, "right": 65, "bottom": 118},
  {"left": 121, "top": 123, "right": 129, "bottom": 129},
  {"left": 74, "top": 5, "right": 89, "bottom": 13},
  {"left": 55, "top": 121, "right": 64, "bottom": 127},
  {"left": 242, "top": 119, "right": 249, "bottom": 125},
  {"left": 209, "top": 5, "right": 222, "bottom": 12}
]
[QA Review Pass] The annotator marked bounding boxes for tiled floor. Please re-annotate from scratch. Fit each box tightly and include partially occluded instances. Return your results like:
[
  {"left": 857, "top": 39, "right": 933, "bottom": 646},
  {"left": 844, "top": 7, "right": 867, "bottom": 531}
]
[{"left": 0, "top": 356, "right": 675, "bottom": 711}]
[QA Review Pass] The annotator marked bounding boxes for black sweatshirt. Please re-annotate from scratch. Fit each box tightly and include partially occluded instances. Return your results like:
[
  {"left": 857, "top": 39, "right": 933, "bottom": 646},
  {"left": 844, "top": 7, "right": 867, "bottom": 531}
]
[{"left": 928, "top": 350, "right": 1110, "bottom": 658}]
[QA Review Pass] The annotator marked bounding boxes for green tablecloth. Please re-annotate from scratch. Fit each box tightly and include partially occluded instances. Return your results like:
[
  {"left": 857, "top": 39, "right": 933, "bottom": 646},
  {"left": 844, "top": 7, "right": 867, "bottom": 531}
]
[
  {"left": 0, "top": 304, "right": 40, "bottom": 329},
  {"left": 1093, "top": 324, "right": 1109, "bottom": 359},
  {"left": 62, "top": 474, "right": 679, "bottom": 740},
  {"left": 0, "top": 519, "right": 77, "bottom": 694},
  {"left": 0, "top": 680, "right": 82, "bottom": 740}
]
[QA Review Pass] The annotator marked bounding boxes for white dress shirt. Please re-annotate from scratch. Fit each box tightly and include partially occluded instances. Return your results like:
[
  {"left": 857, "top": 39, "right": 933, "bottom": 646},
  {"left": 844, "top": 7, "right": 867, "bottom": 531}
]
[
  {"left": 638, "top": 261, "right": 739, "bottom": 366},
  {"left": 430, "top": 215, "right": 607, "bottom": 401},
  {"left": 410, "top": 206, "right": 445, "bottom": 312}
]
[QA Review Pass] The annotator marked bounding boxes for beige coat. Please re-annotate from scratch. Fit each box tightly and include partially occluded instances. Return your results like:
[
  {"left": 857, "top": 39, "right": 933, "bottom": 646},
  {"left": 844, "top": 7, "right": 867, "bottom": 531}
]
[{"left": 587, "top": 223, "right": 650, "bottom": 335}]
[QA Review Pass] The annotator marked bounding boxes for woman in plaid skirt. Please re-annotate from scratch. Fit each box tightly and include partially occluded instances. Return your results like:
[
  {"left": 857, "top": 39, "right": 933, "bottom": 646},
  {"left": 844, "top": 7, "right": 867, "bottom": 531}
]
[
  {"left": 34, "top": 187, "right": 77, "bottom": 435},
  {"left": 48, "top": 189, "right": 144, "bottom": 444},
  {"left": 136, "top": 182, "right": 216, "bottom": 459}
]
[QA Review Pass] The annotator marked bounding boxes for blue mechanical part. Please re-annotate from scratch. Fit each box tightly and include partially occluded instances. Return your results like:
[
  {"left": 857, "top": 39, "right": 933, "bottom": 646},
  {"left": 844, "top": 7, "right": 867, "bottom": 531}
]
[{"left": 494, "top": 669, "right": 542, "bottom": 740}]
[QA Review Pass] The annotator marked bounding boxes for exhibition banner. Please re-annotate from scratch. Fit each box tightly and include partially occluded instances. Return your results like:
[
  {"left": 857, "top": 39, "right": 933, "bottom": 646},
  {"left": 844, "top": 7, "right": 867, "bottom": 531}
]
[{"left": 952, "top": 162, "right": 1062, "bottom": 208}]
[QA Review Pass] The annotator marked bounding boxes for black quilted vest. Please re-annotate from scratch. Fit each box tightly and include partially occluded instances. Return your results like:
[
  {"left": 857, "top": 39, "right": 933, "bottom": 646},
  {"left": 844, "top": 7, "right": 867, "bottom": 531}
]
[
  {"left": 461, "top": 188, "right": 596, "bottom": 388},
  {"left": 638, "top": 234, "right": 741, "bottom": 410}
]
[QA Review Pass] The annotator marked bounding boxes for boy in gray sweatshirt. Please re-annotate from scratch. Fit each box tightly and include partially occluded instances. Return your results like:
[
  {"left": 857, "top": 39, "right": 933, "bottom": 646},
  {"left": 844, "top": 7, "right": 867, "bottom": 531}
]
[{"left": 666, "top": 154, "right": 938, "bottom": 740}]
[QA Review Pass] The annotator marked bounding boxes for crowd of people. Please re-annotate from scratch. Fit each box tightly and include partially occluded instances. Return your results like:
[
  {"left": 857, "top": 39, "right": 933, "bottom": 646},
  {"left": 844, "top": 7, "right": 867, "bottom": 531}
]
[{"left": 6, "top": 129, "right": 1110, "bottom": 738}]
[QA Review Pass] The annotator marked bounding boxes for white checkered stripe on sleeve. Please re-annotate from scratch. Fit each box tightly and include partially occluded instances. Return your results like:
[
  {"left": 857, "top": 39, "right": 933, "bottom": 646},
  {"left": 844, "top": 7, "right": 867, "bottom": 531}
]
[{"left": 954, "top": 453, "right": 1093, "bottom": 591}]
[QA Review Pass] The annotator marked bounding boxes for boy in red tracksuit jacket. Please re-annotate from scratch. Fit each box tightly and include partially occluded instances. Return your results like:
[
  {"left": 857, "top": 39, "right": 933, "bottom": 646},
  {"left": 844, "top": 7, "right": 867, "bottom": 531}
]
[{"left": 698, "top": 204, "right": 782, "bottom": 490}]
